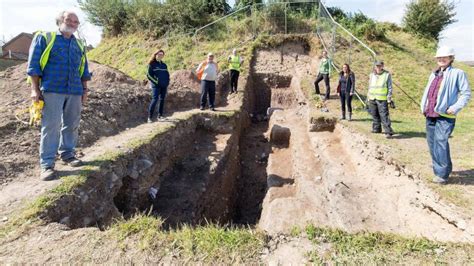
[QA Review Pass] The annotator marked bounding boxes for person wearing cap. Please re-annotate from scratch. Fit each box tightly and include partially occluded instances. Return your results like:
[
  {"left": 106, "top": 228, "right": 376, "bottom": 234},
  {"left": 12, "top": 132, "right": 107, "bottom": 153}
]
[
  {"left": 421, "top": 46, "right": 471, "bottom": 184},
  {"left": 227, "top": 48, "right": 243, "bottom": 94},
  {"left": 368, "top": 60, "right": 394, "bottom": 137},
  {"left": 314, "top": 50, "right": 332, "bottom": 100},
  {"left": 196, "top": 52, "right": 219, "bottom": 111}
]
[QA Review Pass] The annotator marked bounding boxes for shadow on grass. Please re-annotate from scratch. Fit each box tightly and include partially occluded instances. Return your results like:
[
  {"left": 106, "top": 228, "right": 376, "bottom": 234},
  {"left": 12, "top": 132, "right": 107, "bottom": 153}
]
[
  {"left": 350, "top": 118, "right": 402, "bottom": 124},
  {"left": 449, "top": 170, "right": 474, "bottom": 185},
  {"left": 55, "top": 159, "right": 112, "bottom": 179},
  {"left": 390, "top": 131, "right": 426, "bottom": 139}
]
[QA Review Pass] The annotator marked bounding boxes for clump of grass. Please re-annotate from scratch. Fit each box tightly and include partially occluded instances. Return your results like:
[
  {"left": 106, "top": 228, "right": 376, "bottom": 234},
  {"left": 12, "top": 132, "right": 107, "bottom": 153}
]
[
  {"left": 304, "top": 225, "right": 449, "bottom": 263},
  {"left": 109, "top": 214, "right": 264, "bottom": 263}
]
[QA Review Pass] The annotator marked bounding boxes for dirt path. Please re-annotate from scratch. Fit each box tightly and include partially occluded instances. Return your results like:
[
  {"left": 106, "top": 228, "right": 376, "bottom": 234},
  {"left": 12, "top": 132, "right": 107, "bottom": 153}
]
[{"left": 256, "top": 53, "right": 473, "bottom": 243}]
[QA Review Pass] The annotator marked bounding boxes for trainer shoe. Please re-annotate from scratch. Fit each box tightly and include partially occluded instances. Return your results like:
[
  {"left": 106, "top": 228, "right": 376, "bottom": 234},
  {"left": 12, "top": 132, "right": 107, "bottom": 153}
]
[
  {"left": 40, "top": 168, "right": 56, "bottom": 181},
  {"left": 147, "top": 118, "right": 153, "bottom": 123},
  {"left": 432, "top": 176, "right": 447, "bottom": 184},
  {"left": 62, "top": 156, "right": 83, "bottom": 167}
]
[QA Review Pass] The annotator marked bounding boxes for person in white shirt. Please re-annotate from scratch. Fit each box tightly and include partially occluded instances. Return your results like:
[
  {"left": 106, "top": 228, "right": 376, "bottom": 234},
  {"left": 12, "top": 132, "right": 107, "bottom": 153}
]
[{"left": 197, "top": 53, "right": 219, "bottom": 111}]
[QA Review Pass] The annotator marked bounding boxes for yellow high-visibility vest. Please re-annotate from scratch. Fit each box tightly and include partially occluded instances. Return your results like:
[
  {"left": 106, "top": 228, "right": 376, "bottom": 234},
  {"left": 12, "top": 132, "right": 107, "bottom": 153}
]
[
  {"left": 27, "top": 31, "right": 86, "bottom": 84},
  {"left": 229, "top": 55, "right": 241, "bottom": 72},
  {"left": 368, "top": 71, "right": 389, "bottom": 100}
]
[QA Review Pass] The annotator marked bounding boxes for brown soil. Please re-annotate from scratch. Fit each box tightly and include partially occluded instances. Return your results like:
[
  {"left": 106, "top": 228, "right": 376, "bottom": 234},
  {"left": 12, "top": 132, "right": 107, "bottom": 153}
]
[{"left": 0, "top": 39, "right": 473, "bottom": 264}]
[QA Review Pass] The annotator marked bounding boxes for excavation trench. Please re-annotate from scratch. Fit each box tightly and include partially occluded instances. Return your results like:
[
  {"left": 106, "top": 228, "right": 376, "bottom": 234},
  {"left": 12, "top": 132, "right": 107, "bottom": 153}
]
[
  {"left": 40, "top": 69, "right": 297, "bottom": 229},
  {"left": 37, "top": 42, "right": 473, "bottom": 243}
]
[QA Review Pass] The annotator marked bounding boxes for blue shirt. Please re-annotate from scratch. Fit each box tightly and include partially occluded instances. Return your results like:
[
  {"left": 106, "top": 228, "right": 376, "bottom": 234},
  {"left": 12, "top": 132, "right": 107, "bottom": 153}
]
[
  {"left": 421, "top": 65, "right": 471, "bottom": 116},
  {"left": 27, "top": 31, "right": 91, "bottom": 95}
]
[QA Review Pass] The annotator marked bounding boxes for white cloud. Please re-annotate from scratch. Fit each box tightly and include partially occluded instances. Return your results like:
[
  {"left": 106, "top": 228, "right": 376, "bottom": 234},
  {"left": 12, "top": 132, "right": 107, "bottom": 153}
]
[{"left": 439, "top": 24, "right": 474, "bottom": 61}]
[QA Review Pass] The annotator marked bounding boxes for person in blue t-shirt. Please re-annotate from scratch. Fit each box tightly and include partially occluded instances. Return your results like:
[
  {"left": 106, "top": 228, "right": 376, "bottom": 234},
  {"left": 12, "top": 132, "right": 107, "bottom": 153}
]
[{"left": 147, "top": 49, "right": 170, "bottom": 123}]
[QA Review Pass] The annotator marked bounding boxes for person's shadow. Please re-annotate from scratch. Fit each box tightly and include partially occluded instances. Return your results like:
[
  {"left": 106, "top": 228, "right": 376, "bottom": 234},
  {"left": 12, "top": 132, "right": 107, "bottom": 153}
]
[
  {"left": 390, "top": 131, "right": 426, "bottom": 139},
  {"left": 449, "top": 169, "right": 474, "bottom": 185}
]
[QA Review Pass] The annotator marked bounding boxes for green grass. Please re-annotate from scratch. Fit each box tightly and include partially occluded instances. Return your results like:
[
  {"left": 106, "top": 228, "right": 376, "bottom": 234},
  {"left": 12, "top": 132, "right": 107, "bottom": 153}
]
[
  {"left": 304, "top": 225, "right": 474, "bottom": 264},
  {"left": 110, "top": 213, "right": 264, "bottom": 263},
  {"left": 331, "top": 27, "right": 474, "bottom": 215},
  {"left": 349, "top": 108, "right": 474, "bottom": 212}
]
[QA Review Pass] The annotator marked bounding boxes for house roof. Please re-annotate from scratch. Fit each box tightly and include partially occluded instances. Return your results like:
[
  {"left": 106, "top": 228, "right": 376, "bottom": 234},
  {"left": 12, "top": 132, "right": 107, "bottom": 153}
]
[{"left": 2, "top": 32, "right": 34, "bottom": 49}]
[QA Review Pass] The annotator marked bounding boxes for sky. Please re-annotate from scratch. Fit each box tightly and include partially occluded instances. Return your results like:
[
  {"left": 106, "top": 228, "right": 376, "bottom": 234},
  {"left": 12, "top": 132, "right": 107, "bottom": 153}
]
[
  {"left": 1, "top": 0, "right": 473, "bottom": 60},
  {"left": 324, "top": 0, "right": 473, "bottom": 61}
]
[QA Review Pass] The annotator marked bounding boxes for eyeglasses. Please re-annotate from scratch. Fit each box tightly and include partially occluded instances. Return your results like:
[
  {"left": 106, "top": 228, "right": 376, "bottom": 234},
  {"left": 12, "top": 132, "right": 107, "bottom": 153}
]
[{"left": 65, "top": 18, "right": 80, "bottom": 25}]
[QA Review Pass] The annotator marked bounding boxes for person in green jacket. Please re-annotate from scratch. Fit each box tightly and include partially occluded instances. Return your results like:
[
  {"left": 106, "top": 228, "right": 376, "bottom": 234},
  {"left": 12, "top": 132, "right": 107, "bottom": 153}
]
[{"left": 314, "top": 51, "right": 332, "bottom": 100}]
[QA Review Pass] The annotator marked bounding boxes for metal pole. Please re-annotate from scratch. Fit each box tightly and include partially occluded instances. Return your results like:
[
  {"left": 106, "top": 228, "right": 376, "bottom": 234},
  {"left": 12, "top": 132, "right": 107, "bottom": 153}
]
[{"left": 285, "top": 3, "right": 288, "bottom": 34}]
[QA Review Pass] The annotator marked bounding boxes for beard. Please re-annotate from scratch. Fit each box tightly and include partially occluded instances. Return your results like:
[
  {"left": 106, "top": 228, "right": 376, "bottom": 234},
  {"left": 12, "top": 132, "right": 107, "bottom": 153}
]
[{"left": 60, "top": 24, "right": 77, "bottom": 34}]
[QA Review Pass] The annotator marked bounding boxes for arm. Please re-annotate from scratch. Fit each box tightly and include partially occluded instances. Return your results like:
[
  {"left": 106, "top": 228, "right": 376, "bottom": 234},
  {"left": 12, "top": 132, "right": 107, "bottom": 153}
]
[
  {"left": 81, "top": 54, "right": 92, "bottom": 81},
  {"left": 386, "top": 73, "right": 393, "bottom": 101},
  {"left": 81, "top": 80, "right": 89, "bottom": 104},
  {"left": 350, "top": 73, "right": 355, "bottom": 95},
  {"left": 27, "top": 34, "right": 46, "bottom": 102},
  {"left": 196, "top": 62, "right": 203, "bottom": 73},
  {"left": 447, "top": 71, "right": 471, "bottom": 115},
  {"left": 30, "top": 76, "right": 41, "bottom": 102},
  {"left": 329, "top": 58, "right": 333, "bottom": 75},
  {"left": 147, "top": 64, "right": 158, "bottom": 85}
]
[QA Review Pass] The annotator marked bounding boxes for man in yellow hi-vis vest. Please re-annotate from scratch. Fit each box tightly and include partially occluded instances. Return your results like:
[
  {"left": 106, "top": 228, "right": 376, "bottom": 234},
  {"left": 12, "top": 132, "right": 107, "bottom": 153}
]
[
  {"left": 227, "top": 48, "right": 243, "bottom": 94},
  {"left": 368, "top": 61, "right": 394, "bottom": 138},
  {"left": 27, "top": 11, "right": 91, "bottom": 181}
]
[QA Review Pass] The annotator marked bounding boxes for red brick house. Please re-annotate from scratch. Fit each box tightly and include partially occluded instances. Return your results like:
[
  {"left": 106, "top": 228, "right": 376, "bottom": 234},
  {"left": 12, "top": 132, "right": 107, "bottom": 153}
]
[{"left": 1, "top": 33, "right": 33, "bottom": 60}]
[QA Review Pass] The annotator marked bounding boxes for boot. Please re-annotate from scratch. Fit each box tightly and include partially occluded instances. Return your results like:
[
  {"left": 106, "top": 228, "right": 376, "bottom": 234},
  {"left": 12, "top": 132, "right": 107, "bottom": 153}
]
[
  {"left": 348, "top": 112, "right": 352, "bottom": 121},
  {"left": 340, "top": 111, "right": 346, "bottom": 120}
]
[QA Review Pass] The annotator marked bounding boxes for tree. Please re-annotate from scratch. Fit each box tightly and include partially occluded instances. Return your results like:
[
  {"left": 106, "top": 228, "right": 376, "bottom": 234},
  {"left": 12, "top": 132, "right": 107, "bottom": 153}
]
[
  {"left": 402, "top": 0, "right": 457, "bottom": 40},
  {"left": 78, "top": 0, "right": 128, "bottom": 36}
]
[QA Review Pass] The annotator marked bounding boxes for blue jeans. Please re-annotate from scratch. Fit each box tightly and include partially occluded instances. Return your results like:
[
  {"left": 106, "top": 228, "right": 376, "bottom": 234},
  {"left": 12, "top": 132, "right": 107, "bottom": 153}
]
[
  {"left": 148, "top": 84, "right": 167, "bottom": 118},
  {"left": 426, "top": 117, "right": 456, "bottom": 180},
  {"left": 40, "top": 92, "right": 82, "bottom": 169}
]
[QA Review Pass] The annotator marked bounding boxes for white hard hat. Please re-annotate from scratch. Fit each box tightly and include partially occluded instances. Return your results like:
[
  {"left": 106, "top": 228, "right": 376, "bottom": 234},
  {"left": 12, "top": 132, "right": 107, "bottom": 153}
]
[{"left": 435, "top": 46, "right": 455, "bottom": 58}]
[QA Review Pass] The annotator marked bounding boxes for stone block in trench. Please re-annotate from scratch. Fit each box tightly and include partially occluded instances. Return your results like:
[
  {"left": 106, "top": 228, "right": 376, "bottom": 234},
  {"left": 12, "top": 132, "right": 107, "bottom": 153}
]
[
  {"left": 270, "top": 124, "right": 291, "bottom": 146},
  {"left": 308, "top": 116, "right": 336, "bottom": 132}
]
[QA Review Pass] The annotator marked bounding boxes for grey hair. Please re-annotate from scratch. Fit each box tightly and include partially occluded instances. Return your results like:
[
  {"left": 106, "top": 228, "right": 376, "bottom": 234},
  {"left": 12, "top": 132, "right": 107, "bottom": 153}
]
[{"left": 55, "top": 11, "right": 78, "bottom": 26}]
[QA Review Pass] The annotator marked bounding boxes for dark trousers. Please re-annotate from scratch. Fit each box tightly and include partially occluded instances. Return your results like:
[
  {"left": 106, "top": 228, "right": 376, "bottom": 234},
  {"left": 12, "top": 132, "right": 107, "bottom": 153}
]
[
  {"left": 200, "top": 80, "right": 216, "bottom": 108},
  {"left": 369, "top": 99, "right": 393, "bottom": 134},
  {"left": 339, "top": 91, "right": 352, "bottom": 114},
  {"left": 230, "top": 70, "right": 239, "bottom": 93},
  {"left": 426, "top": 117, "right": 456, "bottom": 179},
  {"left": 148, "top": 84, "right": 167, "bottom": 118},
  {"left": 314, "top": 73, "right": 330, "bottom": 99}
]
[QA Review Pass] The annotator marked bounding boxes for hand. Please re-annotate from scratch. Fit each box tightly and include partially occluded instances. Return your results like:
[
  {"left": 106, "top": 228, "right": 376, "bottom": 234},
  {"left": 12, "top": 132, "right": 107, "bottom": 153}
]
[
  {"left": 446, "top": 107, "right": 455, "bottom": 115},
  {"left": 350, "top": 92, "right": 354, "bottom": 96},
  {"left": 387, "top": 97, "right": 392, "bottom": 103},
  {"left": 82, "top": 92, "right": 88, "bottom": 105},
  {"left": 31, "top": 88, "right": 41, "bottom": 102}
]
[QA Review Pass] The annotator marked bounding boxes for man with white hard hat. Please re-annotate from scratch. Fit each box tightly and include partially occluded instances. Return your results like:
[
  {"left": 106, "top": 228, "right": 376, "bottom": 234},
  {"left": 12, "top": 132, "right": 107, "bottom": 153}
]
[{"left": 420, "top": 46, "right": 471, "bottom": 184}]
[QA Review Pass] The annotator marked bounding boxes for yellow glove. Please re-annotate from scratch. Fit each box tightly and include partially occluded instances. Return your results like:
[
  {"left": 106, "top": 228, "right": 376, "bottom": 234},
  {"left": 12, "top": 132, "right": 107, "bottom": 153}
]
[{"left": 29, "top": 100, "right": 44, "bottom": 126}]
